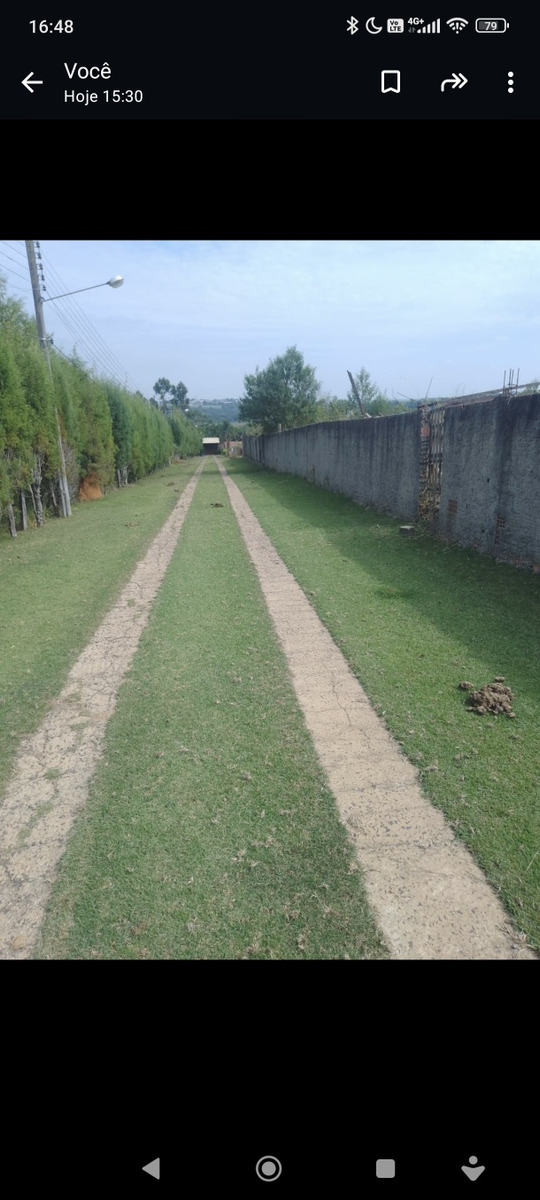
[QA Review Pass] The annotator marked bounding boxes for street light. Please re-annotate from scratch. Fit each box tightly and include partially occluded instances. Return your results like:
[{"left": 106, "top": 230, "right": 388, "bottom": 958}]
[
  {"left": 25, "top": 241, "right": 124, "bottom": 518},
  {"left": 42, "top": 275, "right": 124, "bottom": 301}
]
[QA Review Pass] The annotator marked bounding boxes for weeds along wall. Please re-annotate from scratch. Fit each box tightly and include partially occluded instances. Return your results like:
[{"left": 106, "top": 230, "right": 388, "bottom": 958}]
[{"left": 243, "top": 394, "right": 540, "bottom": 568}]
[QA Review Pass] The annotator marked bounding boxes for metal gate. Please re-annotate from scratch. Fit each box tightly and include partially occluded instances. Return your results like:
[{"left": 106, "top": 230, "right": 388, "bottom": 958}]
[{"left": 418, "top": 403, "right": 445, "bottom": 519}]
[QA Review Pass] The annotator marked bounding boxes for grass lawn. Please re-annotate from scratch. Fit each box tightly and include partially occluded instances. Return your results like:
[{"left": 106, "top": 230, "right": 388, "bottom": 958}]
[
  {"left": 225, "top": 456, "right": 540, "bottom": 953},
  {"left": 0, "top": 459, "right": 201, "bottom": 801},
  {"left": 33, "top": 458, "right": 388, "bottom": 959}
]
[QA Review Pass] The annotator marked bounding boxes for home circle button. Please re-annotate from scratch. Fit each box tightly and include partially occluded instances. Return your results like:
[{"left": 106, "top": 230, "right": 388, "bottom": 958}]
[{"left": 256, "top": 1157, "right": 283, "bottom": 1181}]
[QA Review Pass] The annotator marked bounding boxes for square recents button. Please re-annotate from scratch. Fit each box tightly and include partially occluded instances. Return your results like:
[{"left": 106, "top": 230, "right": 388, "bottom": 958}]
[{"left": 376, "top": 1159, "right": 396, "bottom": 1179}]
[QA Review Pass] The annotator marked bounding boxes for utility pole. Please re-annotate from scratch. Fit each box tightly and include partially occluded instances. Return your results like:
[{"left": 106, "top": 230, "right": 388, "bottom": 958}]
[
  {"left": 25, "top": 240, "right": 71, "bottom": 517},
  {"left": 346, "top": 370, "right": 371, "bottom": 418}
]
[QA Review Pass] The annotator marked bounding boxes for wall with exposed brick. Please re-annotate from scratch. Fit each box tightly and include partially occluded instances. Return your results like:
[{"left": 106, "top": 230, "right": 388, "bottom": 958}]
[{"left": 243, "top": 393, "right": 540, "bottom": 569}]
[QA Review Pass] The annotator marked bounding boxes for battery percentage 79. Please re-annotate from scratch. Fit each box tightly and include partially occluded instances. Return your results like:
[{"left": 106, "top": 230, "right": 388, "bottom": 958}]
[{"left": 475, "top": 18, "right": 508, "bottom": 32}]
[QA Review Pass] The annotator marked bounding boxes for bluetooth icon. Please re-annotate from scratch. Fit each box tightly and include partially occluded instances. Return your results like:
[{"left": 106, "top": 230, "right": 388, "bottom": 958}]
[{"left": 347, "top": 16, "right": 359, "bottom": 34}]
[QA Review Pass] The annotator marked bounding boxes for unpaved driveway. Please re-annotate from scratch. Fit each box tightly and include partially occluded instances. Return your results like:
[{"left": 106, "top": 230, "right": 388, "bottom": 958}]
[{"left": 0, "top": 457, "right": 535, "bottom": 959}]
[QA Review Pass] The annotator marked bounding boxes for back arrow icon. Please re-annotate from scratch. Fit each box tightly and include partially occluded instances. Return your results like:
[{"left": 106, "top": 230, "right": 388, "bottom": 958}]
[
  {"left": 22, "top": 72, "right": 44, "bottom": 93},
  {"left": 441, "top": 72, "right": 467, "bottom": 91}
]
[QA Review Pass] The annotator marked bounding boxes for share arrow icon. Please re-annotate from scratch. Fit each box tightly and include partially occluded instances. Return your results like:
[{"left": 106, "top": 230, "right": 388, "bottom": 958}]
[
  {"left": 22, "top": 72, "right": 44, "bottom": 93},
  {"left": 441, "top": 72, "right": 468, "bottom": 91}
]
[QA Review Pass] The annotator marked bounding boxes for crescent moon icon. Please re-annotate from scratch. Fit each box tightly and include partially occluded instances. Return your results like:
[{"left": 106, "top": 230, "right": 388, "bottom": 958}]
[{"left": 365, "top": 17, "right": 383, "bottom": 33}]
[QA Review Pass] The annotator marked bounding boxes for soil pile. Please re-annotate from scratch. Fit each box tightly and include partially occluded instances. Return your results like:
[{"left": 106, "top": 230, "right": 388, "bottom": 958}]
[
  {"left": 79, "top": 472, "right": 103, "bottom": 500},
  {"left": 459, "top": 677, "right": 515, "bottom": 717}
]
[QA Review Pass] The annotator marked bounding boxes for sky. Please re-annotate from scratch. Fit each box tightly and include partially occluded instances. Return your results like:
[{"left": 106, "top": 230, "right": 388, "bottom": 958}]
[{"left": 2, "top": 240, "right": 539, "bottom": 402}]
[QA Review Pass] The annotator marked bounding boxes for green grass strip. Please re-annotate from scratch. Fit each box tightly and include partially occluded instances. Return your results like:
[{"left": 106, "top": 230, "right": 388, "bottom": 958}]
[
  {"left": 33, "top": 457, "right": 387, "bottom": 960},
  {"left": 0, "top": 461, "right": 200, "bottom": 800},
  {"left": 224, "top": 457, "right": 540, "bottom": 953}
]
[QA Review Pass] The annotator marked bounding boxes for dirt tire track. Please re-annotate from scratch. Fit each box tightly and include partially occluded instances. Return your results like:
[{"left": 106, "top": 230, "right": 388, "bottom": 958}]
[
  {"left": 0, "top": 461, "right": 205, "bottom": 960},
  {"left": 218, "top": 459, "right": 536, "bottom": 960}
]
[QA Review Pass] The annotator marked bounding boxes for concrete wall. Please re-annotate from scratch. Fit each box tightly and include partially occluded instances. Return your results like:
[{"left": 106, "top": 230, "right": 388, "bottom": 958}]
[
  {"left": 244, "top": 413, "right": 421, "bottom": 521},
  {"left": 243, "top": 394, "right": 540, "bottom": 568},
  {"left": 436, "top": 393, "right": 540, "bottom": 566}
]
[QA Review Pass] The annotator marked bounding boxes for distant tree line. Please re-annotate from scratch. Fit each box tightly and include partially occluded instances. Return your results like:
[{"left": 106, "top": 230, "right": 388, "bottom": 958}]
[
  {"left": 187, "top": 405, "right": 245, "bottom": 441},
  {"left": 238, "top": 346, "right": 416, "bottom": 434},
  {"left": 0, "top": 276, "right": 201, "bottom": 538}
]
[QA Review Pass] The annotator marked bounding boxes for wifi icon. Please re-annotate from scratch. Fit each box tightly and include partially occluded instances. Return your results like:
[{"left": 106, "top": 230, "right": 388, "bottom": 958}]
[{"left": 446, "top": 17, "right": 469, "bottom": 32}]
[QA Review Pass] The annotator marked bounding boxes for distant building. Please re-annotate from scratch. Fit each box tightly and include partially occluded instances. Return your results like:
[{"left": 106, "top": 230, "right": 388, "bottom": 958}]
[{"left": 202, "top": 437, "right": 221, "bottom": 455}]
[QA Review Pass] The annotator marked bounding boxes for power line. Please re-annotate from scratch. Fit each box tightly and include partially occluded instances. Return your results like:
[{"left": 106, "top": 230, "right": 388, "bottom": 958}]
[
  {"left": 2, "top": 242, "right": 130, "bottom": 387},
  {"left": 1, "top": 245, "right": 140, "bottom": 395},
  {"left": 17, "top": 243, "right": 140, "bottom": 392},
  {"left": 45, "top": 294, "right": 127, "bottom": 387},
  {"left": 0, "top": 241, "right": 28, "bottom": 260},
  {"left": 0, "top": 280, "right": 30, "bottom": 297},
  {"left": 51, "top": 341, "right": 87, "bottom": 365},
  {"left": 45, "top": 296, "right": 119, "bottom": 377},
  {"left": 49, "top": 284, "right": 142, "bottom": 391},
  {"left": 39, "top": 251, "right": 129, "bottom": 380},
  {"left": 38, "top": 245, "right": 143, "bottom": 392},
  {"left": 0, "top": 252, "right": 32, "bottom": 284}
]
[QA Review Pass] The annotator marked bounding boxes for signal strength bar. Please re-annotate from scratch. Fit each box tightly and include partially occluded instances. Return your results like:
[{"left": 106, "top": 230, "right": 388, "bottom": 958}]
[{"left": 418, "top": 18, "right": 441, "bottom": 32}]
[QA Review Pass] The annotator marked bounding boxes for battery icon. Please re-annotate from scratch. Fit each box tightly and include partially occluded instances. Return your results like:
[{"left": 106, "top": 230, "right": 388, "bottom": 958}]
[{"left": 475, "top": 18, "right": 508, "bottom": 32}]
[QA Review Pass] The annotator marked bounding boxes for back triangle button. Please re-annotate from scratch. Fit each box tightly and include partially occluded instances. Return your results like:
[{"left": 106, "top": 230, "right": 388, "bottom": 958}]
[{"left": 142, "top": 1159, "right": 160, "bottom": 1180}]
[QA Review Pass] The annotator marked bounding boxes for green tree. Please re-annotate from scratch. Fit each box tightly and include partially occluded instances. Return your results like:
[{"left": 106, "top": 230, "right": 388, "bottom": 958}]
[
  {"left": 49, "top": 353, "right": 80, "bottom": 459},
  {"left": 130, "top": 395, "right": 153, "bottom": 479},
  {"left": 152, "top": 379, "right": 189, "bottom": 415},
  {"left": 153, "top": 377, "right": 172, "bottom": 412},
  {"left": 0, "top": 275, "right": 31, "bottom": 335},
  {"left": 0, "top": 338, "right": 31, "bottom": 535},
  {"left": 328, "top": 398, "right": 355, "bottom": 419},
  {"left": 346, "top": 367, "right": 388, "bottom": 416},
  {"left": 239, "top": 346, "right": 320, "bottom": 433},
  {"left": 168, "top": 410, "right": 202, "bottom": 457},
  {"left": 220, "top": 420, "right": 245, "bottom": 440},
  {"left": 313, "top": 392, "right": 356, "bottom": 421},
  {"left": 1, "top": 273, "right": 191, "bottom": 533},
  {"left": 148, "top": 403, "right": 173, "bottom": 469},
  {"left": 105, "top": 384, "right": 133, "bottom": 486},
  {"left": 170, "top": 381, "right": 189, "bottom": 412},
  {"left": 14, "top": 338, "right": 60, "bottom": 525},
  {"left": 70, "top": 365, "right": 115, "bottom": 487}
]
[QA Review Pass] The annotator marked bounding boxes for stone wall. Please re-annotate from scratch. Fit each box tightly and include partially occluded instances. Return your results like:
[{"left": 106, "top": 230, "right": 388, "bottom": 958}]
[
  {"left": 243, "top": 394, "right": 540, "bottom": 568},
  {"left": 244, "top": 412, "right": 421, "bottom": 521},
  {"left": 435, "top": 393, "right": 540, "bottom": 567}
]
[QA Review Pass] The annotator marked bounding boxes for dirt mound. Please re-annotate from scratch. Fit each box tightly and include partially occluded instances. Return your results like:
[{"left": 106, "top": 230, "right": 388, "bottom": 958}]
[
  {"left": 79, "top": 472, "right": 103, "bottom": 500},
  {"left": 459, "top": 677, "right": 515, "bottom": 717}
]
